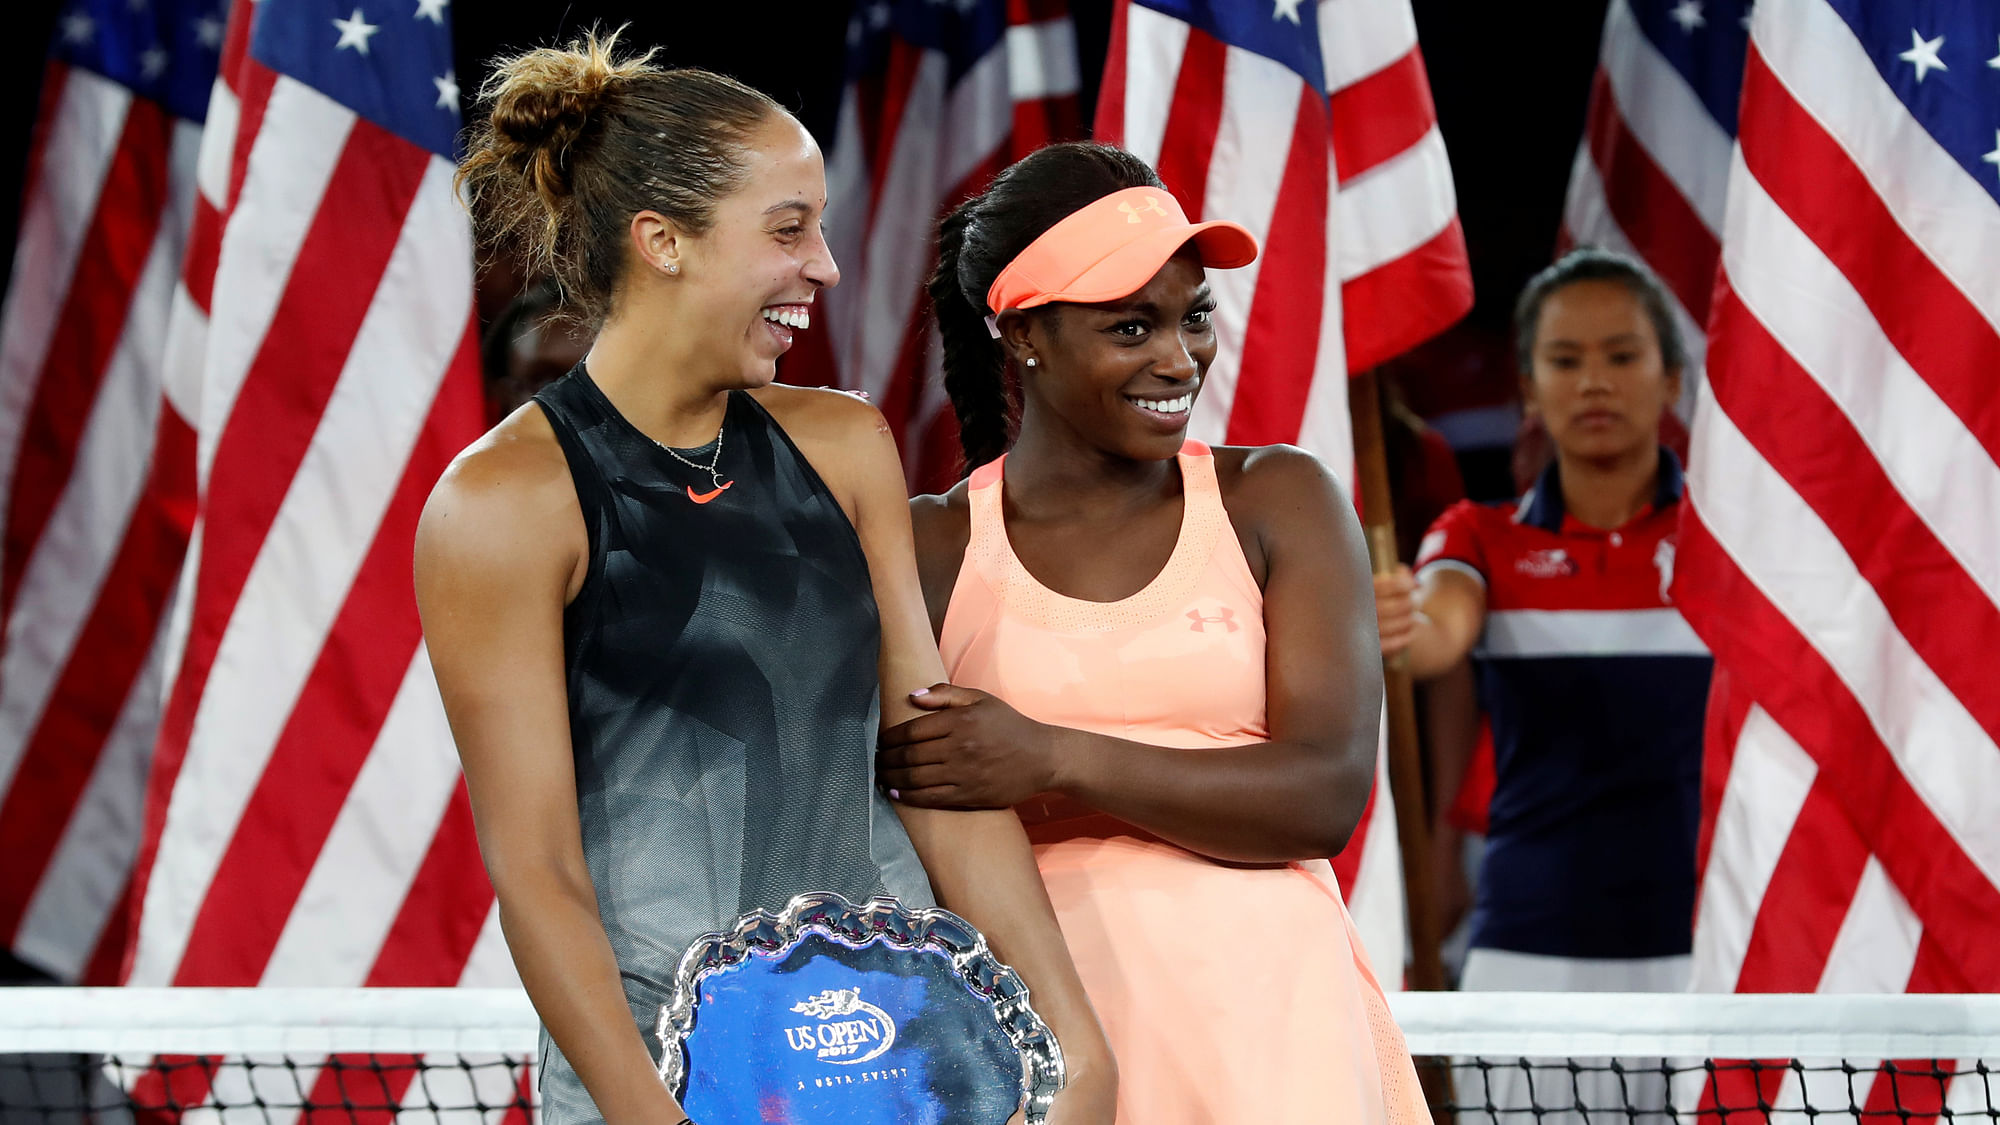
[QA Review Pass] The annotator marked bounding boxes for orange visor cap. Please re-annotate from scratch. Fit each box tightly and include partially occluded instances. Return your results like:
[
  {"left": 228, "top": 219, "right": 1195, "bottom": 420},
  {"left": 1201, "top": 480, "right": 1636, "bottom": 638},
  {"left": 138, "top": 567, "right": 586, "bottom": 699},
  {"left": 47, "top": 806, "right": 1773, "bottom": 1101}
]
[{"left": 984, "top": 186, "right": 1259, "bottom": 322}]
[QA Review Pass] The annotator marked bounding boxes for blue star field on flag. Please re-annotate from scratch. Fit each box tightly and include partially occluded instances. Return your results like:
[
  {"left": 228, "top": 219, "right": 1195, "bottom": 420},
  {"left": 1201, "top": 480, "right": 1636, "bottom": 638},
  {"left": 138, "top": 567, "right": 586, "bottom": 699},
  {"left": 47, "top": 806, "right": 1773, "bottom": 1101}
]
[
  {"left": 1628, "top": 0, "right": 1753, "bottom": 134},
  {"left": 1136, "top": 0, "right": 1326, "bottom": 92},
  {"left": 1824, "top": 0, "right": 2000, "bottom": 206},
  {"left": 252, "top": 0, "right": 461, "bottom": 159},
  {"left": 1628, "top": 0, "right": 1997, "bottom": 205},
  {"left": 50, "top": 0, "right": 231, "bottom": 122},
  {"left": 844, "top": 0, "right": 1010, "bottom": 88}
]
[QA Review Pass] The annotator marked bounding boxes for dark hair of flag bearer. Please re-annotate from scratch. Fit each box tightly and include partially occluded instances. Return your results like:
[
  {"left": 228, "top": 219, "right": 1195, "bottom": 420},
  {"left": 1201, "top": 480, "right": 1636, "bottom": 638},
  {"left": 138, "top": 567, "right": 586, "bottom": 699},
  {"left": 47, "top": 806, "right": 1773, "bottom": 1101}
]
[
  {"left": 885, "top": 141, "right": 1433, "bottom": 1122},
  {"left": 416, "top": 30, "right": 1116, "bottom": 1125},
  {"left": 1372, "top": 245, "right": 1712, "bottom": 1116}
]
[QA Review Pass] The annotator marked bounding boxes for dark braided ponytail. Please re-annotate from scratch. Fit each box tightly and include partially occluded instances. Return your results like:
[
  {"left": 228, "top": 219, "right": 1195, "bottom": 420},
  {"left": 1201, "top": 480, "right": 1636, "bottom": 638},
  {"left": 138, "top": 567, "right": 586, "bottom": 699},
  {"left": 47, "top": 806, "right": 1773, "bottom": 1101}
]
[
  {"left": 927, "top": 143, "right": 1164, "bottom": 473},
  {"left": 932, "top": 202, "right": 1011, "bottom": 470}
]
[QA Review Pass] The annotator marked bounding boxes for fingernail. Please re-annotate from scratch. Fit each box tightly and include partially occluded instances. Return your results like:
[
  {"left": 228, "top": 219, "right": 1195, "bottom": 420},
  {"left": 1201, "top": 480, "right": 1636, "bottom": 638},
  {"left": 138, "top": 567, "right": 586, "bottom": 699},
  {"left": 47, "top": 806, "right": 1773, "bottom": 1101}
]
[
  {"left": 888, "top": 788, "right": 900, "bottom": 799},
  {"left": 909, "top": 688, "right": 930, "bottom": 698}
]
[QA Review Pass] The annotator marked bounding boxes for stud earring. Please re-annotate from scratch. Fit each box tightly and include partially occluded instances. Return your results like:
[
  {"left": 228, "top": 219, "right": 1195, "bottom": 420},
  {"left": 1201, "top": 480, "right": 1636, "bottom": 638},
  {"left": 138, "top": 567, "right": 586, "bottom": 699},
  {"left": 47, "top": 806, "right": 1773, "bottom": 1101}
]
[
  {"left": 667, "top": 263, "right": 679, "bottom": 275},
  {"left": 1024, "top": 357, "right": 1038, "bottom": 367}
]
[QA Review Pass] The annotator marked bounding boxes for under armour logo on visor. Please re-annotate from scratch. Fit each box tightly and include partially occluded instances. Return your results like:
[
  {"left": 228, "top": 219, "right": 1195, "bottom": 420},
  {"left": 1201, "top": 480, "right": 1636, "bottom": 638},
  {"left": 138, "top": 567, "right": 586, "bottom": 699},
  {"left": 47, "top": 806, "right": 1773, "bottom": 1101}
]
[
  {"left": 1118, "top": 196, "right": 1170, "bottom": 223},
  {"left": 1187, "top": 607, "right": 1239, "bottom": 633}
]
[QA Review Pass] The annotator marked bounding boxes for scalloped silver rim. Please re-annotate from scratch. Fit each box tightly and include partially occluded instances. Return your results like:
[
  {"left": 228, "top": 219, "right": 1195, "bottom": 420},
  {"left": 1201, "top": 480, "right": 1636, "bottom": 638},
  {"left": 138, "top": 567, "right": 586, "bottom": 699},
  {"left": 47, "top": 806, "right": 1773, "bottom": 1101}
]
[{"left": 654, "top": 890, "right": 1066, "bottom": 1123}]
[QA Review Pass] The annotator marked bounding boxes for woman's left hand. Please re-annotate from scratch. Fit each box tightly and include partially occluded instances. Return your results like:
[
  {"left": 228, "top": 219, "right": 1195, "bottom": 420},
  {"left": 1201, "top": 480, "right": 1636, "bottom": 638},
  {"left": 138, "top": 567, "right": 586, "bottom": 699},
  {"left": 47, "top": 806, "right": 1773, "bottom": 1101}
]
[{"left": 877, "top": 684, "right": 1058, "bottom": 809}]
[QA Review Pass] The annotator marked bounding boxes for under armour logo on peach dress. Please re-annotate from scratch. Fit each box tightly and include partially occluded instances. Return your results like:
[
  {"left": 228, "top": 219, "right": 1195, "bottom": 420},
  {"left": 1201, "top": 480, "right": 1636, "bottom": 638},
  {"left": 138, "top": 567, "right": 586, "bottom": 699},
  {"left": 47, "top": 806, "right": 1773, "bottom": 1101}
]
[
  {"left": 1118, "top": 196, "right": 1170, "bottom": 223},
  {"left": 1187, "top": 606, "right": 1239, "bottom": 633}
]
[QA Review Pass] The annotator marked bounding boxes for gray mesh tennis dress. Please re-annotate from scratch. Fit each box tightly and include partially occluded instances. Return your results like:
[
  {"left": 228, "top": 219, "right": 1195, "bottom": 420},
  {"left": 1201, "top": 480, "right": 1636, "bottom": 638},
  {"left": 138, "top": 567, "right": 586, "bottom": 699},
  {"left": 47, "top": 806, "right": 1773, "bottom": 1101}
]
[{"left": 531, "top": 367, "right": 935, "bottom": 1123}]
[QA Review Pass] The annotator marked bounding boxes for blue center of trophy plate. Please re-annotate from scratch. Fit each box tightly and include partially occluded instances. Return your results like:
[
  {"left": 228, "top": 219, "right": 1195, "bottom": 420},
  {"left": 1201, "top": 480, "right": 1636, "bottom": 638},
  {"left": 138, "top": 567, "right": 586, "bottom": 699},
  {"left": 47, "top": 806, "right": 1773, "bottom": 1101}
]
[{"left": 678, "top": 931, "right": 1023, "bottom": 1125}]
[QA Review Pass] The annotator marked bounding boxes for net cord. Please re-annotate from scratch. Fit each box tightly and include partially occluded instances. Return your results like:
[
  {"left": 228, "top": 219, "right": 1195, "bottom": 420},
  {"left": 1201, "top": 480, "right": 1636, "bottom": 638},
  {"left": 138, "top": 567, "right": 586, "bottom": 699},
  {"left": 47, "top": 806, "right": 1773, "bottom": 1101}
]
[
  {"left": 4, "top": 989, "right": 2000, "bottom": 1059},
  {"left": 0, "top": 989, "right": 541, "bottom": 1054},
  {"left": 1392, "top": 992, "right": 2000, "bottom": 1059}
]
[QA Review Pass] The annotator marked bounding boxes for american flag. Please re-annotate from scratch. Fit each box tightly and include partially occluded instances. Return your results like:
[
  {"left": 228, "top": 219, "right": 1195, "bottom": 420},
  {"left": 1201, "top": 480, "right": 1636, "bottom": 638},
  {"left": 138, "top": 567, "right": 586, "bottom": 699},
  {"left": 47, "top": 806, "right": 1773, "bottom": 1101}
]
[
  {"left": 1671, "top": 0, "right": 2000, "bottom": 1117},
  {"left": 0, "top": 0, "right": 223, "bottom": 984},
  {"left": 795, "top": 0, "right": 1082, "bottom": 495},
  {"left": 113, "top": 0, "right": 516, "bottom": 1111},
  {"left": 1094, "top": 0, "right": 1472, "bottom": 977},
  {"left": 1558, "top": 0, "right": 1745, "bottom": 418},
  {"left": 113, "top": 0, "right": 512, "bottom": 1039}
]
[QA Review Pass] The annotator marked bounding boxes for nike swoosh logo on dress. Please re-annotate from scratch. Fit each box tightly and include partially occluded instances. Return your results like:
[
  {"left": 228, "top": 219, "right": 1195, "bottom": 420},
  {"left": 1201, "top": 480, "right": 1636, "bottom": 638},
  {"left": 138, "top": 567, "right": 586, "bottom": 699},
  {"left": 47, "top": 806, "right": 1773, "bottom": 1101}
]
[{"left": 687, "top": 482, "right": 733, "bottom": 504}]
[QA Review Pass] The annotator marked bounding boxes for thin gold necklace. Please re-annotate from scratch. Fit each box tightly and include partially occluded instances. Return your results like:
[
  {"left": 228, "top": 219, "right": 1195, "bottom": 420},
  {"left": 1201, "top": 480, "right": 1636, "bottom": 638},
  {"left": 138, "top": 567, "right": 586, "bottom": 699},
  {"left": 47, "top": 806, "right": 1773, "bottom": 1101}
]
[{"left": 651, "top": 405, "right": 733, "bottom": 504}]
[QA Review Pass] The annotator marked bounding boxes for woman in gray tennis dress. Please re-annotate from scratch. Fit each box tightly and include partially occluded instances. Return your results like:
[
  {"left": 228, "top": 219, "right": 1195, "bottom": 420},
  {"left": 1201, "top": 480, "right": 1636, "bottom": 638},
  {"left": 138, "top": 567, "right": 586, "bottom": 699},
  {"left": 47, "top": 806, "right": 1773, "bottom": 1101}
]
[{"left": 416, "top": 33, "right": 1115, "bottom": 1125}]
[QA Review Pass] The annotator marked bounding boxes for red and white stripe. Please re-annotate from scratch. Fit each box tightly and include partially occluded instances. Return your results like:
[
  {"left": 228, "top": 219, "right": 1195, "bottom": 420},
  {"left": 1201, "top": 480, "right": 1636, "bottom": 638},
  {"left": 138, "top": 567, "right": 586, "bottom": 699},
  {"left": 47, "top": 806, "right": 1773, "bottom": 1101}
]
[
  {"left": 121, "top": 2, "right": 505, "bottom": 1005},
  {"left": 103, "top": 8, "right": 512, "bottom": 1115},
  {"left": 0, "top": 57, "right": 203, "bottom": 983},
  {"left": 1559, "top": 0, "right": 1725, "bottom": 418},
  {"left": 1095, "top": 0, "right": 1471, "bottom": 981},
  {"left": 1679, "top": 0, "right": 2000, "bottom": 1117},
  {"left": 798, "top": 0, "right": 1081, "bottom": 494}
]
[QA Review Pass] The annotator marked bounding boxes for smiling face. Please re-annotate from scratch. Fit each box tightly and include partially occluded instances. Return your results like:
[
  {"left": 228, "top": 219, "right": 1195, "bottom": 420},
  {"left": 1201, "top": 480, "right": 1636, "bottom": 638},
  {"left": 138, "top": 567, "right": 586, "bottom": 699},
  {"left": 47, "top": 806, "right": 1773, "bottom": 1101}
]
[
  {"left": 1005, "top": 249, "right": 1217, "bottom": 462},
  {"left": 1524, "top": 278, "right": 1682, "bottom": 464},
  {"left": 635, "top": 113, "right": 838, "bottom": 387}
]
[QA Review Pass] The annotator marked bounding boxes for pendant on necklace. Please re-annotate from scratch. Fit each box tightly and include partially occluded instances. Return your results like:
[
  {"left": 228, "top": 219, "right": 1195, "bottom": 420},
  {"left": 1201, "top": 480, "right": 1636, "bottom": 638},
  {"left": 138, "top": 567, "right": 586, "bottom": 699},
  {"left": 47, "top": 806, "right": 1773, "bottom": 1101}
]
[
  {"left": 656, "top": 406, "right": 732, "bottom": 505},
  {"left": 686, "top": 481, "right": 733, "bottom": 505}
]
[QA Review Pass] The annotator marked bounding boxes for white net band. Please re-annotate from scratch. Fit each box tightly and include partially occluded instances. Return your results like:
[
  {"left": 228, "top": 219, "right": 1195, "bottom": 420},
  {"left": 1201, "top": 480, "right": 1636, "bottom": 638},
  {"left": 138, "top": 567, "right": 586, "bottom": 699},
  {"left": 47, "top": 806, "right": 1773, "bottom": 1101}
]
[
  {"left": 1391, "top": 992, "right": 2000, "bottom": 1059},
  {"left": 0, "top": 989, "right": 542, "bottom": 1055},
  {"left": 8, "top": 988, "right": 2000, "bottom": 1057}
]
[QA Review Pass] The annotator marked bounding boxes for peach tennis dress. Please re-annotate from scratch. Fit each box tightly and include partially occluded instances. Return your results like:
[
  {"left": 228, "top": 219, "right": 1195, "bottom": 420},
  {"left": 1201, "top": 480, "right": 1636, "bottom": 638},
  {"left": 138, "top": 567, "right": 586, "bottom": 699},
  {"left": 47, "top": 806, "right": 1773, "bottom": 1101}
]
[{"left": 938, "top": 441, "right": 1429, "bottom": 1125}]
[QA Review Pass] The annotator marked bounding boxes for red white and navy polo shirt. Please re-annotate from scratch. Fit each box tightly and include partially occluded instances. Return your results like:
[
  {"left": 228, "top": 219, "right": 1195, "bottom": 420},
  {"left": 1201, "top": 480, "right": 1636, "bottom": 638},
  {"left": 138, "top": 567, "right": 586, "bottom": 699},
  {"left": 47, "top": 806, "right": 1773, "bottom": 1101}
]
[{"left": 1415, "top": 450, "right": 1712, "bottom": 960}]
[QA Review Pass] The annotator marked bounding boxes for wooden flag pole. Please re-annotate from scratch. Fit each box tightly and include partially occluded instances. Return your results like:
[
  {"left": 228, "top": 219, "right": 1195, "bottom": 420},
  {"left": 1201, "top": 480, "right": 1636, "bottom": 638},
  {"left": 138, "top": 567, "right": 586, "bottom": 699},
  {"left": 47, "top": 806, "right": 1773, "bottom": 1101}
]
[{"left": 1348, "top": 368, "right": 1456, "bottom": 1119}]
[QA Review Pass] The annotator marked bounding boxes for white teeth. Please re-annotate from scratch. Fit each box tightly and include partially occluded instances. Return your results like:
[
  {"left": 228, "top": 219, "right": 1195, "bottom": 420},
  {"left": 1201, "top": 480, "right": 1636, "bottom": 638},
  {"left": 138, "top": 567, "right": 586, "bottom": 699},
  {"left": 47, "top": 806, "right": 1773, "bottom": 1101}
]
[
  {"left": 763, "top": 306, "right": 811, "bottom": 330},
  {"left": 1129, "top": 393, "right": 1192, "bottom": 416}
]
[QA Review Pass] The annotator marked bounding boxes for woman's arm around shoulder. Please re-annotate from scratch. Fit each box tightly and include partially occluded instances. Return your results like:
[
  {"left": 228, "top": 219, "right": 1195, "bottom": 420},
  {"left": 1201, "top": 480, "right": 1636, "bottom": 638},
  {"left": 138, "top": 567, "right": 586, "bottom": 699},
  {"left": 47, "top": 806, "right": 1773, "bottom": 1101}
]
[
  {"left": 415, "top": 408, "right": 691, "bottom": 1125},
  {"left": 755, "top": 385, "right": 1116, "bottom": 1123}
]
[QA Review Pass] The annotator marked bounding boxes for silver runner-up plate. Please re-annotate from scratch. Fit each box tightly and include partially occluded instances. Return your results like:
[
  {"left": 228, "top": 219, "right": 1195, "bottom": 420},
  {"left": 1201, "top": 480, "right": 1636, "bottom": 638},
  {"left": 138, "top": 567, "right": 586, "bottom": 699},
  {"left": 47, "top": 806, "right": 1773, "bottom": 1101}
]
[{"left": 655, "top": 891, "right": 1066, "bottom": 1125}]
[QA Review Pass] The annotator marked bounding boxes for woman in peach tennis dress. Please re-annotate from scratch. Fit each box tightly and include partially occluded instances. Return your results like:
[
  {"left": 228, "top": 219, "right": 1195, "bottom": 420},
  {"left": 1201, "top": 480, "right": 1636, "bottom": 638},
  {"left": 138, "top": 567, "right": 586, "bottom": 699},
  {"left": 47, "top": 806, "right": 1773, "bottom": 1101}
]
[{"left": 881, "top": 142, "right": 1430, "bottom": 1125}]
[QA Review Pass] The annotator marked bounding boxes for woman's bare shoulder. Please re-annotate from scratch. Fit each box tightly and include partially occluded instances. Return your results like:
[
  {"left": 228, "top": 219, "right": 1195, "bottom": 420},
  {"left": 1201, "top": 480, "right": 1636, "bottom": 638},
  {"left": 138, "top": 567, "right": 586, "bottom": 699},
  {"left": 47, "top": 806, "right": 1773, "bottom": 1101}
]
[
  {"left": 1206, "top": 444, "right": 1359, "bottom": 584},
  {"left": 750, "top": 383, "right": 882, "bottom": 438},
  {"left": 419, "top": 402, "right": 583, "bottom": 572},
  {"left": 1209, "top": 443, "right": 1350, "bottom": 517},
  {"left": 750, "top": 384, "right": 904, "bottom": 502}
]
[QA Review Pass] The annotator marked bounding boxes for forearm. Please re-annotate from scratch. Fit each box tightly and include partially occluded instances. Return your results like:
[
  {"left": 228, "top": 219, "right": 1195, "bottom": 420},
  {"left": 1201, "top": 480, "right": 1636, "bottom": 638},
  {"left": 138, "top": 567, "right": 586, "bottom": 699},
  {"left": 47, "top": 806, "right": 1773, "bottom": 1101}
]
[
  {"left": 1404, "top": 571, "right": 1486, "bottom": 680},
  {"left": 494, "top": 864, "right": 685, "bottom": 1125},
  {"left": 1050, "top": 727, "right": 1373, "bottom": 862},
  {"left": 1404, "top": 614, "right": 1471, "bottom": 680},
  {"left": 1418, "top": 659, "right": 1480, "bottom": 824},
  {"left": 893, "top": 805, "right": 1116, "bottom": 1088}
]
